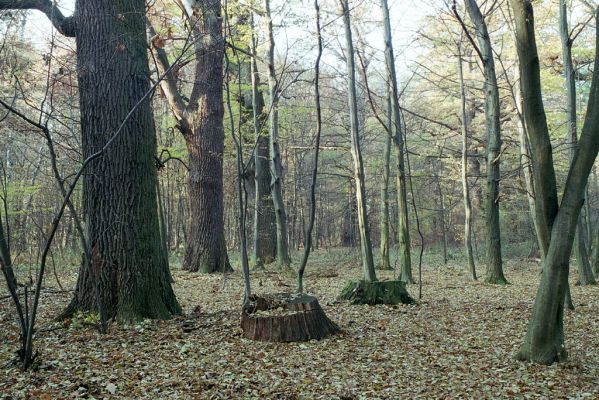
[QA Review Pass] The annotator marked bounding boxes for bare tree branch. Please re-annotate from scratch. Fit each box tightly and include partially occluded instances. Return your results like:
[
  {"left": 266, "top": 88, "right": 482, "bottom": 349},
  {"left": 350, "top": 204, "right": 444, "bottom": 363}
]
[{"left": 0, "top": 0, "right": 75, "bottom": 37}]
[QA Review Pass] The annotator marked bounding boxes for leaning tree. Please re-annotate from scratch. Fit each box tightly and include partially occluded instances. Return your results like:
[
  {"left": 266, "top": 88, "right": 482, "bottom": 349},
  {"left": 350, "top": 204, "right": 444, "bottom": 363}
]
[
  {"left": 0, "top": 0, "right": 181, "bottom": 321},
  {"left": 510, "top": 0, "right": 599, "bottom": 364}
]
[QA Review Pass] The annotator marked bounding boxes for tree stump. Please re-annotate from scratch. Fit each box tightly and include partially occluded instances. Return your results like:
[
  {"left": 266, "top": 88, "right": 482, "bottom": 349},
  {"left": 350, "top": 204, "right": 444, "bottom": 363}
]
[
  {"left": 241, "top": 293, "right": 339, "bottom": 342},
  {"left": 338, "top": 280, "right": 414, "bottom": 305}
]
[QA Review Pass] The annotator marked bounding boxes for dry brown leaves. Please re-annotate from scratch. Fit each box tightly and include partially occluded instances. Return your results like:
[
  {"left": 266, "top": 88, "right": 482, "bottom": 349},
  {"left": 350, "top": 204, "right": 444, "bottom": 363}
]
[{"left": 1, "top": 257, "right": 599, "bottom": 399}]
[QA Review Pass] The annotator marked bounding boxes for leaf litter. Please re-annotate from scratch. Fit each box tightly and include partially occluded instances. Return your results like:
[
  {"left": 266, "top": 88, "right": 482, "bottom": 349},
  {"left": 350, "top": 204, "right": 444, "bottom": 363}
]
[{"left": 1, "top": 258, "right": 598, "bottom": 399}]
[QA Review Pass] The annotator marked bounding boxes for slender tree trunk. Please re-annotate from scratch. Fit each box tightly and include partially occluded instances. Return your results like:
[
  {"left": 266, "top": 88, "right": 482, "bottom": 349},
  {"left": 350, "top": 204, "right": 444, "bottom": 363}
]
[
  {"left": 247, "top": 25, "right": 277, "bottom": 267},
  {"left": 464, "top": 0, "right": 506, "bottom": 284},
  {"left": 339, "top": 0, "right": 376, "bottom": 282},
  {"left": 297, "top": 0, "right": 323, "bottom": 293},
  {"left": 380, "top": 0, "right": 412, "bottom": 283},
  {"left": 264, "top": 0, "right": 291, "bottom": 268},
  {"left": 435, "top": 158, "right": 448, "bottom": 266},
  {"left": 560, "top": 0, "right": 596, "bottom": 285},
  {"left": 514, "top": 68, "right": 544, "bottom": 260},
  {"left": 379, "top": 93, "right": 392, "bottom": 270},
  {"left": 457, "top": 42, "right": 477, "bottom": 280}
]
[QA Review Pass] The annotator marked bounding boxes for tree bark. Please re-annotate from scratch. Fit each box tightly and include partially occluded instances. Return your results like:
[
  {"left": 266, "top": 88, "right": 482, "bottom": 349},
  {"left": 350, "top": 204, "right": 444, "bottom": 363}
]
[
  {"left": 559, "top": 0, "right": 596, "bottom": 285},
  {"left": 339, "top": 0, "right": 376, "bottom": 282},
  {"left": 250, "top": 28, "right": 277, "bottom": 267},
  {"left": 150, "top": 0, "right": 231, "bottom": 273},
  {"left": 264, "top": 0, "right": 291, "bottom": 268},
  {"left": 457, "top": 42, "right": 477, "bottom": 280},
  {"left": 62, "top": 0, "right": 181, "bottom": 321},
  {"left": 379, "top": 92, "right": 392, "bottom": 270},
  {"left": 380, "top": 0, "right": 412, "bottom": 283},
  {"left": 464, "top": 0, "right": 506, "bottom": 284}
]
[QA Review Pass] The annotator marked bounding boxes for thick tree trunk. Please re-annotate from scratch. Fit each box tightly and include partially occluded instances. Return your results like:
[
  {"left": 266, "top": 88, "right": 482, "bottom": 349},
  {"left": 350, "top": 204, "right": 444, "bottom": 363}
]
[
  {"left": 183, "top": 1, "right": 231, "bottom": 273},
  {"left": 559, "top": 0, "right": 596, "bottom": 285},
  {"left": 264, "top": 0, "right": 291, "bottom": 268},
  {"left": 150, "top": 0, "right": 231, "bottom": 274},
  {"left": 464, "top": 0, "right": 506, "bottom": 285},
  {"left": 457, "top": 43, "right": 477, "bottom": 280},
  {"left": 65, "top": 0, "right": 180, "bottom": 321},
  {"left": 340, "top": 0, "right": 376, "bottom": 282},
  {"left": 184, "top": 134, "right": 231, "bottom": 273}
]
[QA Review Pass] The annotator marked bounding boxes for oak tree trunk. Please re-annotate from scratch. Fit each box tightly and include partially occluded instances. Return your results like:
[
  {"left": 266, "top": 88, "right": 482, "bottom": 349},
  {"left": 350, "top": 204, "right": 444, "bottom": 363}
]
[{"left": 65, "top": 0, "right": 181, "bottom": 321}]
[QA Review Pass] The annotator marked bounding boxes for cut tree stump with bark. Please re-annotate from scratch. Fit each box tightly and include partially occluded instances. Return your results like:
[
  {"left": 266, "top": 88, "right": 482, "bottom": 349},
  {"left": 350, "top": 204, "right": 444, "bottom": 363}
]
[
  {"left": 241, "top": 293, "right": 339, "bottom": 342},
  {"left": 338, "top": 280, "right": 414, "bottom": 305}
]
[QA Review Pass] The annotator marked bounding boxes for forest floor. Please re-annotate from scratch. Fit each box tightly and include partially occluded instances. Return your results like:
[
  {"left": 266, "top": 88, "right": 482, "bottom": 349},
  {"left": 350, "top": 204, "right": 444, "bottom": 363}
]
[{"left": 1, "top": 249, "right": 599, "bottom": 399}]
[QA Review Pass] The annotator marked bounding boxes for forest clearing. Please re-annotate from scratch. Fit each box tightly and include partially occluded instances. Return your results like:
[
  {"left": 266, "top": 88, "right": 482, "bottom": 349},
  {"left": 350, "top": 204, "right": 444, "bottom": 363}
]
[
  {"left": 1, "top": 253, "right": 599, "bottom": 399},
  {"left": 2, "top": 0, "right": 599, "bottom": 398}
]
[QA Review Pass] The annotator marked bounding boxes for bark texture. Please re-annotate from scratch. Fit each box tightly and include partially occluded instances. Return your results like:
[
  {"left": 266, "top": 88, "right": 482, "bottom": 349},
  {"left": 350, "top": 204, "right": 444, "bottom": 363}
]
[
  {"left": 457, "top": 43, "right": 477, "bottom": 280},
  {"left": 65, "top": 0, "right": 180, "bottom": 321},
  {"left": 250, "top": 37, "right": 277, "bottom": 267},
  {"left": 241, "top": 293, "right": 339, "bottom": 342},
  {"left": 464, "top": 0, "right": 506, "bottom": 285},
  {"left": 150, "top": 0, "right": 231, "bottom": 273},
  {"left": 379, "top": 95, "right": 392, "bottom": 270}
]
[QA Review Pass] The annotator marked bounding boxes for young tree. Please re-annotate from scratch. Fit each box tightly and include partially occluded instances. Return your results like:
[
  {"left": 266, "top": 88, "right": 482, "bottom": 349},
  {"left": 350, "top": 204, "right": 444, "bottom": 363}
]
[
  {"left": 250, "top": 22, "right": 277, "bottom": 267},
  {"left": 264, "top": 0, "right": 291, "bottom": 268},
  {"left": 379, "top": 93, "right": 392, "bottom": 271},
  {"left": 559, "top": 0, "right": 596, "bottom": 285},
  {"left": 339, "top": 0, "right": 375, "bottom": 282},
  {"left": 510, "top": 0, "right": 599, "bottom": 364},
  {"left": 297, "top": 0, "right": 324, "bottom": 293},
  {"left": 459, "top": 0, "right": 506, "bottom": 284},
  {"left": 380, "top": 0, "right": 413, "bottom": 283},
  {"left": 457, "top": 41, "right": 477, "bottom": 280},
  {"left": 149, "top": 0, "right": 232, "bottom": 273}
]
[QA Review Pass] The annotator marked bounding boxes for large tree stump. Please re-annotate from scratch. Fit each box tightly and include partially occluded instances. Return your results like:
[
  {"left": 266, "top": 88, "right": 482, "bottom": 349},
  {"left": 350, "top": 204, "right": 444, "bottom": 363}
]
[
  {"left": 338, "top": 280, "right": 414, "bottom": 305},
  {"left": 241, "top": 293, "right": 339, "bottom": 342}
]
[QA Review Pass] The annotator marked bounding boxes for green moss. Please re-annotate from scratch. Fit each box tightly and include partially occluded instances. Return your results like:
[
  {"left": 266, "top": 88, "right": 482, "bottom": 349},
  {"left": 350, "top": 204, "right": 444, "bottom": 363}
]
[{"left": 338, "top": 280, "right": 414, "bottom": 305}]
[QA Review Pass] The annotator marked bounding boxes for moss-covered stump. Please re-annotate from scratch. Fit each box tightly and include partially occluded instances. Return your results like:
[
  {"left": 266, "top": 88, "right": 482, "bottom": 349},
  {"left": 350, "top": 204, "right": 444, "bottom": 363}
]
[
  {"left": 241, "top": 293, "right": 339, "bottom": 342},
  {"left": 338, "top": 280, "right": 414, "bottom": 305}
]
